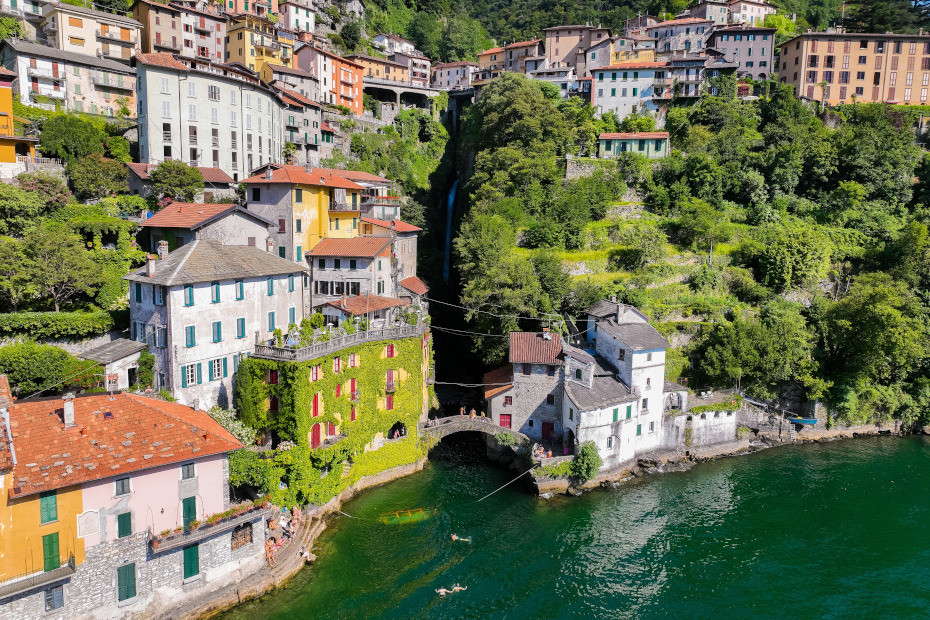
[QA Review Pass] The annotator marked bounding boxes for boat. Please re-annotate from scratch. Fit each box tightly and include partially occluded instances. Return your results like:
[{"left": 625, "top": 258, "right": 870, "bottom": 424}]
[
  {"left": 378, "top": 508, "right": 433, "bottom": 525},
  {"left": 786, "top": 417, "right": 817, "bottom": 426}
]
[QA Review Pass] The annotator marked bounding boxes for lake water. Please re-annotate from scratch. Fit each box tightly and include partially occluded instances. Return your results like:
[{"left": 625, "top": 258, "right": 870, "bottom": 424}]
[{"left": 219, "top": 434, "right": 930, "bottom": 619}]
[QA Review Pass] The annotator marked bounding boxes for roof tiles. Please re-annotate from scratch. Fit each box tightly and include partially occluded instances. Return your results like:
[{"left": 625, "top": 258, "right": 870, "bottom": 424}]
[
  {"left": 241, "top": 165, "right": 364, "bottom": 189},
  {"left": 399, "top": 276, "right": 429, "bottom": 296},
  {"left": 509, "top": 332, "right": 563, "bottom": 365},
  {"left": 361, "top": 217, "right": 422, "bottom": 233},
  {"left": 307, "top": 237, "right": 392, "bottom": 258}
]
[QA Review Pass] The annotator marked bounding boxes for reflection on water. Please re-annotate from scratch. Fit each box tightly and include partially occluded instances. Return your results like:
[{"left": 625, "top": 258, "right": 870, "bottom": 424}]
[{"left": 219, "top": 436, "right": 930, "bottom": 620}]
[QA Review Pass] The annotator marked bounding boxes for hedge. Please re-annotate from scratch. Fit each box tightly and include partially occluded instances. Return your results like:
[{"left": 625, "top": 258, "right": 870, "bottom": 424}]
[{"left": 0, "top": 310, "right": 127, "bottom": 340}]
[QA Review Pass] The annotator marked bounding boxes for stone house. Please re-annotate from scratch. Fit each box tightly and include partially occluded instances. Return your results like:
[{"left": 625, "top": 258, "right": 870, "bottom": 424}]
[
  {"left": 345, "top": 53, "right": 411, "bottom": 84},
  {"left": 0, "top": 39, "right": 137, "bottom": 117},
  {"left": 707, "top": 24, "right": 776, "bottom": 79},
  {"left": 137, "top": 203, "right": 274, "bottom": 252},
  {"left": 275, "top": 87, "right": 324, "bottom": 166},
  {"left": 124, "top": 239, "right": 308, "bottom": 408},
  {"left": 598, "top": 131, "right": 669, "bottom": 158},
  {"left": 484, "top": 331, "right": 565, "bottom": 442},
  {"left": 261, "top": 62, "right": 320, "bottom": 102},
  {"left": 135, "top": 52, "right": 284, "bottom": 182},
  {"left": 40, "top": 2, "right": 142, "bottom": 63},
  {"left": 591, "top": 61, "right": 670, "bottom": 120},
  {"left": 431, "top": 61, "right": 477, "bottom": 90},
  {"left": 339, "top": 172, "right": 402, "bottom": 221},
  {"left": 76, "top": 338, "right": 147, "bottom": 391},
  {"left": 389, "top": 50, "right": 431, "bottom": 87},
  {"left": 307, "top": 236, "right": 394, "bottom": 307},
  {"left": 0, "top": 388, "right": 265, "bottom": 620},
  {"left": 398, "top": 276, "right": 429, "bottom": 312},
  {"left": 127, "top": 162, "right": 236, "bottom": 201},
  {"left": 686, "top": 0, "right": 731, "bottom": 25},
  {"left": 359, "top": 217, "right": 421, "bottom": 280},
  {"left": 646, "top": 17, "right": 714, "bottom": 54},
  {"left": 175, "top": 0, "right": 227, "bottom": 62}
]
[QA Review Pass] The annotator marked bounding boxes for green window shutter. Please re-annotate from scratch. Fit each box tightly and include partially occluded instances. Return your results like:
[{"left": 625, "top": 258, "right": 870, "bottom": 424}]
[
  {"left": 117, "top": 512, "right": 131, "bottom": 538},
  {"left": 626, "top": 405, "right": 632, "bottom": 419},
  {"left": 296, "top": 245, "right": 302, "bottom": 261},
  {"left": 267, "top": 277, "right": 274, "bottom": 295},
  {"left": 134, "top": 282, "right": 142, "bottom": 302},
  {"left": 196, "top": 363, "right": 202, "bottom": 384},
  {"left": 289, "top": 307, "right": 295, "bottom": 326},
  {"left": 182, "top": 496, "right": 196, "bottom": 527},
  {"left": 183, "top": 544, "right": 200, "bottom": 579},
  {"left": 612, "top": 408, "right": 618, "bottom": 423},
  {"left": 39, "top": 490, "right": 57, "bottom": 524},
  {"left": 288, "top": 274, "right": 294, "bottom": 291},
  {"left": 185, "top": 285, "right": 194, "bottom": 306},
  {"left": 42, "top": 532, "right": 60, "bottom": 572},
  {"left": 268, "top": 312, "right": 274, "bottom": 331},
  {"left": 208, "top": 361, "right": 214, "bottom": 381},
  {"left": 181, "top": 366, "right": 188, "bottom": 388},
  {"left": 636, "top": 424, "right": 642, "bottom": 436},
  {"left": 117, "top": 564, "right": 136, "bottom": 601},
  {"left": 236, "top": 280, "right": 243, "bottom": 299},
  {"left": 222, "top": 357, "right": 228, "bottom": 378}
]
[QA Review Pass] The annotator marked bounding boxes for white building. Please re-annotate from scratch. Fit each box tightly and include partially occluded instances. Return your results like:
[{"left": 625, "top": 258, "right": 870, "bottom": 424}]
[
  {"left": 373, "top": 33, "right": 418, "bottom": 56},
  {"left": 591, "top": 61, "right": 670, "bottom": 120},
  {"left": 728, "top": 0, "right": 776, "bottom": 25},
  {"left": 278, "top": 0, "right": 315, "bottom": 35},
  {"left": 135, "top": 52, "right": 284, "bottom": 182},
  {"left": 431, "top": 61, "right": 477, "bottom": 90},
  {"left": 687, "top": 0, "right": 731, "bottom": 25},
  {"left": 646, "top": 17, "right": 713, "bottom": 54},
  {"left": 124, "top": 239, "right": 307, "bottom": 408}
]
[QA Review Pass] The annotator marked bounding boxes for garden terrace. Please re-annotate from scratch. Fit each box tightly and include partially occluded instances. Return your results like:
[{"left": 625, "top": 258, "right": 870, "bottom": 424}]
[{"left": 253, "top": 324, "right": 426, "bottom": 362}]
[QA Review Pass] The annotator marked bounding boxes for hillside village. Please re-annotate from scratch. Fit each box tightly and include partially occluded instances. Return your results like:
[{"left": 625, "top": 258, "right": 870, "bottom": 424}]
[{"left": 0, "top": 0, "right": 928, "bottom": 615}]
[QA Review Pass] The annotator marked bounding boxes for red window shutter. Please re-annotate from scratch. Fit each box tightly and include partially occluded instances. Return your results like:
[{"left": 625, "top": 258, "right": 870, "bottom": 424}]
[
  {"left": 351, "top": 407, "right": 356, "bottom": 421},
  {"left": 350, "top": 378, "right": 356, "bottom": 392},
  {"left": 386, "top": 394, "right": 394, "bottom": 410},
  {"left": 278, "top": 219, "right": 286, "bottom": 233},
  {"left": 328, "top": 422, "right": 336, "bottom": 435},
  {"left": 269, "top": 370, "right": 278, "bottom": 384},
  {"left": 312, "top": 393, "right": 319, "bottom": 417},
  {"left": 335, "top": 384, "right": 341, "bottom": 397},
  {"left": 270, "top": 396, "right": 278, "bottom": 412},
  {"left": 311, "top": 423, "right": 320, "bottom": 448}
]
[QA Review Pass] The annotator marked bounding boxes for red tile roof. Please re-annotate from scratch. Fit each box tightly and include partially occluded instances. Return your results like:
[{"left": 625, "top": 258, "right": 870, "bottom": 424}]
[
  {"left": 434, "top": 61, "right": 478, "bottom": 68},
  {"left": 7, "top": 392, "right": 242, "bottom": 498},
  {"left": 139, "top": 203, "right": 269, "bottom": 230},
  {"left": 324, "top": 294, "right": 408, "bottom": 316},
  {"left": 126, "top": 162, "right": 233, "bottom": 184},
  {"left": 135, "top": 51, "right": 189, "bottom": 71},
  {"left": 505, "top": 39, "right": 541, "bottom": 49},
  {"left": 241, "top": 165, "right": 364, "bottom": 189},
  {"left": 480, "top": 47, "right": 505, "bottom": 55},
  {"left": 321, "top": 122, "right": 337, "bottom": 133},
  {"left": 399, "top": 276, "right": 429, "bottom": 296},
  {"left": 649, "top": 17, "right": 713, "bottom": 27},
  {"left": 600, "top": 62, "right": 669, "bottom": 70},
  {"left": 509, "top": 332, "right": 563, "bottom": 365},
  {"left": 0, "top": 67, "right": 17, "bottom": 77},
  {"left": 361, "top": 217, "right": 422, "bottom": 233},
  {"left": 307, "top": 236, "right": 392, "bottom": 258},
  {"left": 483, "top": 365, "right": 513, "bottom": 400},
  {"left": 600, "top": 132, "right": 670, "bottom": 139},
  {"left": 277, "top": 87, "right": 318, "bottom": 108}
]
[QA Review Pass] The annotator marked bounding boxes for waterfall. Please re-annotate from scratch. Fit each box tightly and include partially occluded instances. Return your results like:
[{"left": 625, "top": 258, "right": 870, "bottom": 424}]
[{"left": 442, "top": 179, "right": 459, "bottom": 283}]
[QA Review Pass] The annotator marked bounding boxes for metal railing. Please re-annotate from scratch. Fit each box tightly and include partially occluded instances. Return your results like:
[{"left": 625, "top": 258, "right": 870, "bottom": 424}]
[
  {"left": 32, "top": 89, "right": 65, "bottom": 100},
  {"left": 150, "top": 506, "right": 269, "bottom": 554},
  {"left": 212, "top": 137, "right": 219, "bottom": 147},
  {"left": 363, "top": 75, "right": 438, "bottom": 91},
  {"left": 0, "top": 554, "right": 76, "bottom": 599},
  {"left": 163, "top": 131, "right": 172, "bottom": 141},
  {"left": 328, "top": 201, "right": 361, "bottom": 212},
  {"left": 253, "top": 324, "right": 425, "bottom": 362},
  {"left": 97, "top": 29, "right": 137, "bottom": 44},
  {"left": 189, "top": 135, "right": 198, "bottom": 145},
  {"left": 26, "top": 67, "right": 62, "bottom": 79},
  {"left": 92, "top": 74, "right": 134, "bottom": 90},
  {"left": 154, "top": 39, "right": 182, "bottom": 51}
]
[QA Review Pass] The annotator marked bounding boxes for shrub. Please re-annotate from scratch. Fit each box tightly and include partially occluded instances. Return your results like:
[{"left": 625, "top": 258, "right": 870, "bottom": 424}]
[
  {"left": 495, "top": 430, "right": 516, "bottom": 446},
  {"left": 0, "top": 310, "right": 119, "bottom": 340},
  {"left": 0, "top": 341, "right": 101, "bottom": 396},
  {"left": 207, "top": 406, "right": 258, "bottom": 446},
  {"left": 16, "top": 172, "right": 71, "bottom": 211},
  {"left": 137, "top": 349, "right": 154, "bottom": 389},
  {"left": 570, "top": 441, "right": 602, "bottom": 482},
  {"left": 539, "top": 461, "right": 572, "bottom": 478}
]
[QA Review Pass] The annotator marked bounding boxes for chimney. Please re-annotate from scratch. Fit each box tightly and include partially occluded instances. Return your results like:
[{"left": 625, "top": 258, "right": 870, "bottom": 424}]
[
  {"left": 146, "top": 255, "right": 157, "bottom": 277},
  {"left": 62, "top": 393, "right": 75, "bottom": 427},
  {"left": 610, "top": 295, "right": 617, "bottom": 303},
  {"left": 266, "top": 237, "right": 274, "bottom": 253},
  {"left": 157, "top": 240, "right": 169, "bottom": 259},
  {"left": 264, "top": 167, "right": 273, "bottom": 180}
]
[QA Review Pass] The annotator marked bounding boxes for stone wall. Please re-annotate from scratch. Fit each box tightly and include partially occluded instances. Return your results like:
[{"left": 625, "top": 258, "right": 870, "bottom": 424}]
[{"left": 564, "top": 156, "right": 615, "bottom": 180}]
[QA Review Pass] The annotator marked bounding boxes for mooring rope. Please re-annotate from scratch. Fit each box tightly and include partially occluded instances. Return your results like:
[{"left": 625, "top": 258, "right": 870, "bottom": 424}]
[{"left": 476, "top": 467, "right": 537, "bottom": 503}]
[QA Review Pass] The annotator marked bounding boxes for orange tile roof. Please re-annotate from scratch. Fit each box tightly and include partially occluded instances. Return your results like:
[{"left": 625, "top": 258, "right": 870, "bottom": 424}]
[
  {"left": 649, "top": 17, "right": 713, "bottom": 27},
  {"left": 126, "top": 162, "right": 234, "bottom": 184},
  {"left": 324, "top": 294, "right": 408, "bottom": 316},
  {"left": 277, "top": 87, "right": 317, "bottom": 108},
  {"left": 308, "top": 236, "right": 392, "bottom": 258},
  {"left": 241, "top": 165, "right": 364, "bottom": 189},
  {"left": 135, "top": 51, "right": 189, "bottom": 71},
  {"left": 480, "top": 47, "right": 505, "bottom": 55},
  {"left": 510, "top": 332, "right": 563, "bottom": 365},
  {"left": 325, "top": 169, "right": 393, "bottom": 184},
  {"left": 399, "top": 276, "right": 429, "bottom": 296},
  {"left": 0, "top": 67, "right": 16, "bottom": 77},
  {"left": 599, "top": 61, "right": 669, "bottom": 70},
  {"left": 7, "top": 392, "right": 242, "bottom": 498},
  {"left": 321, "top": 122, "right": 337, "bottom": 133},
  {"left": 361, "top": 217, "right": 422, "bottom": 233},
  {"left": 140, "top": 203, "right": 271, "bottom": 230},
  {"left": 600, "top": 132, "right": 669, "bottom": 139},
  {"left": 506, "top": 39, "right": 541, "bottom": 49},
  {"left": 483, "top": 365, "right": 513, "bottom": 400}
]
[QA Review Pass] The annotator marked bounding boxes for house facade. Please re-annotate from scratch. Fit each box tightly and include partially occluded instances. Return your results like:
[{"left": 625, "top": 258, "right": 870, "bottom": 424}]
[
  {"left": 127, "top": 162, "right": 236, "bottom": 201},
  {"left": 295, "top": 45, "right": 363, "bottom": 115},
  {"left": 373, "top": 34, "right": 417, "bottom": 56},
  {"left": 688, "top": 0, "right": 731, "bottom": 25},
  {"left": 0, "top": 67, "right": 37, "bottom": 165},
  {"left": 137, "top": 203, "right": 273, "bottom": 252},
  {"left": 359, "top": 217, "right": 420, "bottom": 280},
  {"left": 591, "top": 62, "right": 669, "bottom": 119},
  {"left": 76, "top": 338, "right": 147, "bottom": 391},
  {"left": 125, "top": 240, "right": 307, "bottom": 408},
  {"left": 0, "top": 39, "right": 137, "bottom": 117},
  {"left": 135, "top": 52, "right": 283, "bottom": 181},
  {"left": 132, "top": 0, "right": 184, "bottom": 56},
  {"left": 226, "top": 14, "right": 293, "bottom": 73},
  {"left": 708, "top": 24, "right": 775, "bottom": 79},
  {"left": 728, "top": 0, "right": 775, "bottom": 25},
  {"left": 278, "top": 0, "right": 314, "bottom": 36},
  {"left": 308, "top": 236, "right": 393, "bottom": 306},
  {"left": 646, "top": 17, "right": 713, "bottom": 54},
  {"left": 544, "top": 25, "right": 611, "bottom": 72},
  {"left": 40, "top": 2, "right": 142, "bottom": 63},
  {"left": 261, "top": 63, "right": 320, "bottom": 101},
  {"left": 598, "top": 131, "right": 669, "bottom": 158},
  {"left": 176, "top": 1, "right": 227, "bottom": 63},
  {"left": 389, "top": 51, "right": 431, "bottom": 87},
  {"left": 345, "top": 54, "right": 410, "bottom": 83},
  {"left": 431, "top": 61, "right": 476, "bottom": 89}
]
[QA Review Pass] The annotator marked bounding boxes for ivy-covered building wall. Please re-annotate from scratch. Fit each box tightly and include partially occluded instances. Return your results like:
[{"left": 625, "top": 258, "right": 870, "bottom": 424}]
[{"left": 230, "top": 331, "right": 436, "bottom": 507}]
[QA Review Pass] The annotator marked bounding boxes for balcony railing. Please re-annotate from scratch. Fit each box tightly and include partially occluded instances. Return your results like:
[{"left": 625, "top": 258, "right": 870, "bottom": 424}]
[
  {"left": 329, "top": 202, "right": 361, "bottom": 212},
  {"left": 150, "top": 505, "right": 270, "bottom": 553},
  {"left": 0, "top": 554, "right": 76, "bottom": 599},
  {"left": 163, "top": 131, "right": 172, "bottom": 141},
  {"left": 44, "top": 20, "right": 57, "bottom": 31},
  {"left": 26, "top": 67, "right": 63, "bottom": 79},
  {"left": 32, "top": 89, "right": 65, "bottom": 100},
  {"left": 231, "top": 140, "right": 238, "bottom": 149},
  {"left": 97, "top": 29, "right": 137, "bottom": 44},
  {"left": 189, "top": 135, "right": 198, "bottom": 145},
  {"left": 255, "top": 39, "right": 281, "bottom": 51},
  {"left": 254, "top": 324, "right": 426, "bottom": 362},
  {"left": 154, "top": 39, "right": 182, "bottom": 51},
  {"left": 0, "top": 4, "right": 23, "bottom": 17},
  {"left": 17, "top": 155, "right": 62, "bottom": 165},
  {"left": 212, "top": 137, "right": 219, "bottom": 147}
]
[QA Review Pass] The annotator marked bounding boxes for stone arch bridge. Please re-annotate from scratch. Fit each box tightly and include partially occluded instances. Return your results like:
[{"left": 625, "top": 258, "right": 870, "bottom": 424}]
[{"left": 420, "top": 416, "right": 530, "bottom": 444}]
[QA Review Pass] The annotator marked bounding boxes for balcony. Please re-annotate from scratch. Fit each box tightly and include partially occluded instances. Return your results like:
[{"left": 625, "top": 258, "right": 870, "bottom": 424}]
[
  {"left": 92, "top": 74, "right": 135, "bottom": 90},
  {"left": 193, "top": 23, "right": 211, "bottom": 33},
  {"left": 197, "top": 49, "right": 211, "bottom": 60},
  {"left": 231, "top": 139, "right": 238, "bottom": 149},
  {"left": 163, "top": 131, "right": 172, "bottom": 141},
  {"left": 26, "top": 67, "right": 63, "bottom": 79},
  {"left": 150, "top": 503, "right": 270, "bottom": 553},
  {"left": 653, "top": 77, "right": 672, "bottom": 86},
  {"left": 97, "top": 29, "right": 137, "bottom": 44},
  {"left": 43, "top": 19, "right": 57, "bottom": 31},
  {"left": 0, "top": 4, "right": 23, "bottom": 17},
  {"left": 255, "top": 39, "right": 281, "bottom": 51},
  {"left": 652, "top": 89, "right": 672, "bottom": 100},
  {"left": 189, "top": 158, "right": 198, "bottom": 166},
  {"left": 254, "top": 324, "right": 426, "bottom": 363},
  {"left": 154, "top": 39, "right": 182, "bottom": 51},
  {"left": 385, "top": 380, "right": 397, "bottom": 393},
  {"left": 0, "top": 554, "right": 76, "bottom": 599},
  {"left": 329, "top": 201, "right": 360, "bottom": 212},
  {"left": 32, "top": 89, "right": 65, "bottom": 100}
]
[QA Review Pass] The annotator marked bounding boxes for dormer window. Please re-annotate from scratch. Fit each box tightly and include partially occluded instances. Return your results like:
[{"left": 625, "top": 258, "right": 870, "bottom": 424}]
[{"left": 575, "top": 368, "right": 582, "bottom": 380}]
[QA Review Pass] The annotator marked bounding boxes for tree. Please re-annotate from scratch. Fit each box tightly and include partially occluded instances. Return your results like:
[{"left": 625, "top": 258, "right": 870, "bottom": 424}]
[
  {"left": 0, "top": 183, "right": 46, "bottom": 237},
  {"left": 150, "top": 160, "right": 204, "bottom": 202},
  {"left": 0, "top": 16, "right": 23, "bottom": 40},
  {"left": 453, "top": 213, "right": 515, "bottom": 283},
  {"left": 0, "top": 342, "right": 100, "bottom": 396},
  {"left": 16, "top": 171, "right": 71, "bottom": 212},
  {"left": 104, "top": 135, "right": 131, "bottom": 162},
  {"left": 24, "top": 223, "right": 102, "bottom": 311},
  {"left": 843, "top": 0, "right": 921, "bottom": 33},
  {"left": 408, "top": 11, "right": 443, "bottom": 60},
  {"left": 679, "top": 198, "right": 731, "bottom": 265},
  {"left": 282, "top": 141, "right": 297, "bottom": 164},
  {"left": 38, "top": 115, "right": 104, "bottom": 163},
  {"left": 67, "top": 154, "right": 128, "bottom": 200},
  {"left": 340, "top": 21, "right": 361, "bottom": 51},
  {"left": 531, "top": 251, "right": 570, "bottom": 312},
  {"left": 570, "top": 441, "right": 602, "bottom": 482},
  {"left": 0, "top": 236, "right": 34, "bottom": 311},
  {"left": 756, "top": 224, "right": 832, "bottom": 291}
]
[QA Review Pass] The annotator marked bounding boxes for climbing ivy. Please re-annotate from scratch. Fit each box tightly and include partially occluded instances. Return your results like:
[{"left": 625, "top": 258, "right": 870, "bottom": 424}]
[
  {"left": 231, "top": 332, "right": 436, "bottom": 507},
  {"left": 690, "top": 396, "right": 743, "bottom": 415}
]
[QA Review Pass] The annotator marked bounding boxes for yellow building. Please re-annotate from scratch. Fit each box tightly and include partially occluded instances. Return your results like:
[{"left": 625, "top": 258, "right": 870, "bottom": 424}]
[
  {"left": 242, "top": 164, "right": 366, "bottom": 262},
  {"left": 226, "top": 15, "right": 294, "bottom": 73},
  {"left": 0, "top": 68, "right": 37, "bottom": 164}
]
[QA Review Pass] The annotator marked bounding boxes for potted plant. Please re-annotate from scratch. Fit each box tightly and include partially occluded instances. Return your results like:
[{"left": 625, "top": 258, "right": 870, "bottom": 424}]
[
  {"left": 160, "top": 529, "right": 172, "bottom": 538},
  {"left": 188, "top": 519, "right": 201, "bottom": 531}
]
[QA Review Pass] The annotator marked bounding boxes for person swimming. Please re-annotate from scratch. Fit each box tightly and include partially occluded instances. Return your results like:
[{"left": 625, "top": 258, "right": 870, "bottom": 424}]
[
  {"left": 451, "top": 534, "right": 471, "bottom": 542},
  {"left": 451, "top": 584, "right": 467, "bottom": 593},
  {"left": 436, "top": 587, "right": 452, "bottom": 597}
]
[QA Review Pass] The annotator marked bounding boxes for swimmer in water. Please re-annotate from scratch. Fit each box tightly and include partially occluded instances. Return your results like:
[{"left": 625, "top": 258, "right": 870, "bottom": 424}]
[
  {"left": 436, "top": 587, "right": 452, "bottom": 597},
  {"left": 451, "top": 584, "right": 467, "bottom": 593},
  {"left": 451, "top": 534, "right": 471, "bottom": 542}
]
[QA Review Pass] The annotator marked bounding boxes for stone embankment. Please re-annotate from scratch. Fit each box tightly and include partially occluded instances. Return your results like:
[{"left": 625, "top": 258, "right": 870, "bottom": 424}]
[{"left": 173, "top": 459, "right": 428, "bottom": 620}]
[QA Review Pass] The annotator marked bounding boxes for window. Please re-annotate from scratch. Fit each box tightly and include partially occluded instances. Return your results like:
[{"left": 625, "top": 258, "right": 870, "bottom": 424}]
[
  {"left": 318, "top": 258, "right": 325, "bottom": 270},
  {"left": 39, "top": 490, "right": 57, "bottom": 524},
  {"left": 156, "top": 326, "right": 167, "bottom": 348},
  {"left": 181, "top": 463, "right": 195, "bottom": 479},
  {"left": 117, "top": 512, "right": 132, "bottom": 538},
  {"left": 569, "top": 408, "right": 573, "bottom": 421},
  {"left": 575, "top": 368, "right": 582, "bottom": 380},
  {"left": 289, "top": 307, "right": 296, "bottom": 326},
  {"left": 636, "top": 424, "right": 642, "bottom": 436},
  {"left": 626, "top": 405, "right": 632, "bottom": 419},
  {"left": 268, "top": 312, "right": 275, "bottom": 331},
  {"left": 612, "top": 408, "right": 618, "bottom": 423},
  {"left": 387, "top": 344, "right": 396, "bottom": 358},
  {"left": 236, "top": 317, "right": 246, "bottom": 339},
  {"left": 115, "top": 477, "right": 130, "bottom": 496},
  {"left": 607, "top": 436, "right": 615, "bottom": 449},
  {"left": 642, "top": 398, "right": 649, "bottom": 410},
  {"left": 649, "top": 421, "right": 655, "bottom": 433},
  {"left": 252, "top": 188, "right": 260, "bottom": 202},
  {"left": 209, "top": 358, "right": 224, "bottom": 380},
  {"left": 618, "top": 348, "right": 625, "bottom": 362},
  {"left": 547, "top": 365, "right": 555, "bottom": 377},
  {"left": 267, "top": 277, "right": 274, "bottom": 296},
  {"left": 521, "top": 363, "right": 531, "bottom": 376},
  {"left": 117, "top": 564, "right": 136, "bottom": 601},
  {"left": 288, "top": 274, "right": 295, "bottom": 292},
  {"left": 183, "top": 544, "right": 200, "bottom": 579},
  {"left": 42, "top": 533, "right": 59, "bottom": 572},
  {"left": 182, "top": 363, "right": 201, "bottom": 387},
  {"left": 646, "top": 352, "right": 653, "bottom": 362},
  {"left": 185, "top": 325, "right": 196, "bottom": 347},
  {"left": 45, "top": 586, "right": 63, "bottom": 611},
  {"left": 133, "top": 282, "right": 142, "bottom": 303},
  {"left": 334, "top": 259, "right": 341, "bottom": 270},
  {"left": 184, "top": 284, "right": 194, "bottom": 306},
  {"left": 546, "top": 394, "right": 555, "bottom": 405},
  {"left": 155, "top": 285, "right": 166, "bottom": 306}
]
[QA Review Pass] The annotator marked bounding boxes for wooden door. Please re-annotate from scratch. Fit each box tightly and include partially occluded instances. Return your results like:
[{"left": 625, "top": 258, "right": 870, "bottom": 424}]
[
  {"left": 499, "top": 414, "right": 511, "bottom": 429},
  {"left": 541, "top": 422, "right": 554, "bottom": 441}
]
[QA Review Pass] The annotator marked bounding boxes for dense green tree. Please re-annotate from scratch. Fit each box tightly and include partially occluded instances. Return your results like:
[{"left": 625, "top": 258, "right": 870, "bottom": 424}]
[
  {"left": 844, "top": 0, "right": 922, "bottom": 33},
  {"left": 453, "top": 213, "right": 515, "bottom": 282},
  {"left": 38, "top": 115, "right": 104, "bottom": 163},
  {"left": 531, "top": 250, "right": 570, "bottom": 312},
  {"left": 0, "top": 16, "right": 23, "bottom": 40},
  {"left": 0, "top": 341, "right": 100, "bottom": 396},
  {"left": 679, "top": 198, "right": 731, "bottom": 265},
  {"left": 755, "top": 224, "right": 833, "bottom": 291},
  {"left": 24, "top": 223, "right": 103, "bottom": 311},
  {"left": 340, "top": 20, "right": 362, "bottom": 50},
  {"left": 67, "top": 154, "right": 127, "bottom": 200},
  {"left": 150, "top": 160, "right": 204, "bottom": 202},
  {"left": 0, "top": 237, "right": 34, "bottom": 311},
  {"left": 0, "top": 183, "right": 46, "bottom": 237},
  {"left": 407, "top": 11, "right": 443, "bottom": 59}
]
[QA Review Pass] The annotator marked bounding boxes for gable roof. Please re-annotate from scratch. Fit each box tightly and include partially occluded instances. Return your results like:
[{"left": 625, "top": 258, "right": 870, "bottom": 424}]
[
  {"left": 126, "top": 162, "right": 234, "bottom": 184},
  {"left": 78, "top": 338, "right": 147, "bottom": 364},
  {"left": 361, "top": 217, "right": 422, "bottom": 233},
  {"left": 139, "top": 203, "right": 273, "bottom": 231},
  {"left": 399, "top": 276, "right": 429, "bottom": 296},
  {"left": 134, "top": 51, "right": 190, "bottom": 71},
  {"left": 483, "top": 365, "right": 513, "bottom": 400},
  {"left": 240, "top": 165, "right": 364, "bottom": 189},
  {"left": 509, "top": 332, "right": 563, "bottom": 365},
  {"left": 266, "top": 63, "right": 316, "bottom": 79},
  {"left": 597, "top": 321, "right": 670, "bottom": 351},
  {"left": 323, "top": 294, "right": 408, "bottom": 316},
  {"left": 124, "top": 239, "right": 306, "bottom": 286},
  {"left": 307, "top": 236, "right": 392, "bottom": 258},
  {"left": 600, "top": 132, "right": 670, "bottom": 140},
  {"left": 7, "top": 392, "right": 241, "bottom": 498},
  {"left": 505, "top": 39, "right": 542, "bottom": 49},
  {"left": 564, "top": 358, "right": 637, "bottom": 412},
  {"left": 325, "top": 169, "right": 394, "bottom": 185},
  {"left": 1, "top": 39, "right": 136, "bottom": 74}
]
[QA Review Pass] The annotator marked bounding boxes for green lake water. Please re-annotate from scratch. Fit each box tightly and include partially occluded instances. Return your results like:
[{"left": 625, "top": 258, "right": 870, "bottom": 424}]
[{"left": 220, "top": 435, "right": 930, "bottom": 619}]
